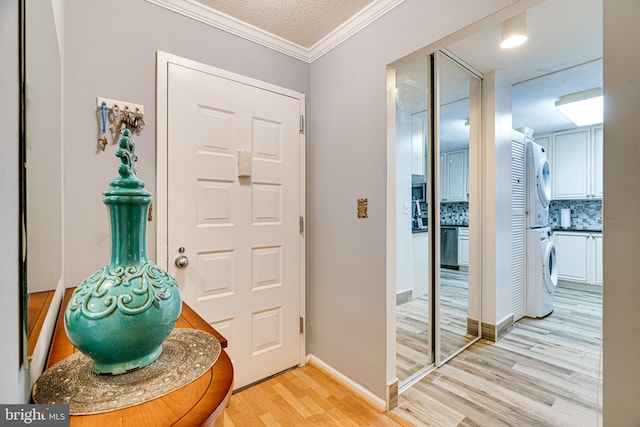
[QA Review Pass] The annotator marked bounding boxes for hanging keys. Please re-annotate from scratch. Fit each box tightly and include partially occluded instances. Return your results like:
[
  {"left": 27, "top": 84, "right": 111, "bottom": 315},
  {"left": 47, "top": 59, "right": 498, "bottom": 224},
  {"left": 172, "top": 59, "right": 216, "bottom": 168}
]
[{"left": 97, "top": 99, "right": 145, "bottom": 151}]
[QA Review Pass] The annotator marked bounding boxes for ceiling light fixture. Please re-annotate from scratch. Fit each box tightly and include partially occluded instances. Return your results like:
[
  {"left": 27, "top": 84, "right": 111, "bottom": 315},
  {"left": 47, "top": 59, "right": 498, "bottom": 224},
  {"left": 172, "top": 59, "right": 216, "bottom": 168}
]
[
  {"left": 555, "top": 88, "right": 603, "bottom": 127},
  {"left": 500, "top": 13, "right": 528, "bottom": 49}
]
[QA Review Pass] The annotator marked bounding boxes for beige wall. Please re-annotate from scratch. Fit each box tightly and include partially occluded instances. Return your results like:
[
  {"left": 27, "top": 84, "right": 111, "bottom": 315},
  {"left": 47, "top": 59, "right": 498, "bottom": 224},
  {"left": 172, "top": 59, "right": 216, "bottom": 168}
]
[
  {"left": 602, "top": 0, "right": 640, "bottom": 423},
  {"left": 308, "top": 0, "right": 521, "bottom": 400}
]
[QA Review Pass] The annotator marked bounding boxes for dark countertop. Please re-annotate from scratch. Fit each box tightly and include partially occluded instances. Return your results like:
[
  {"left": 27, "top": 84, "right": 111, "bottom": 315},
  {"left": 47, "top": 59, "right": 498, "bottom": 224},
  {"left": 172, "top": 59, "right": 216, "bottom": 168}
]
[
  {"left": 551, "top": 227, "right": 602, "bottom": 233},
  {"left": 440, "top": 224, "right": 468, "bottom": 227}
]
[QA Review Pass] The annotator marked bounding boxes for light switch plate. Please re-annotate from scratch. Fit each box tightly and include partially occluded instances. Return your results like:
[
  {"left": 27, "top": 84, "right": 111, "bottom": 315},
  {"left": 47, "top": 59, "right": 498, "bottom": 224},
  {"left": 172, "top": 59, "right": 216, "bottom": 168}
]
[{"left": 238, "top": 150, "right": 252, "bottom": 177}]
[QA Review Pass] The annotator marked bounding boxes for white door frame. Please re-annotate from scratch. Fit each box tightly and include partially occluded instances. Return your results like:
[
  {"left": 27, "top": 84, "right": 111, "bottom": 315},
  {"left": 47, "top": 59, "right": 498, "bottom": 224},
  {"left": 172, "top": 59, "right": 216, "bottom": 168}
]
[{"left": 155, "top": 51, "right": 307, "bottom": 366}]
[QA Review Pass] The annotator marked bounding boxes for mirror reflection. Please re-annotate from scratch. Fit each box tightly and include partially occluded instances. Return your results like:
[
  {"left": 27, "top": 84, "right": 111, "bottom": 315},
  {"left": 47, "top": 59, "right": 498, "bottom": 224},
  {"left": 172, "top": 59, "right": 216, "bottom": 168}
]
[
  {"left": 436, "top": 52, "right": 480, "bottom": 363},
  {"left": 395, "top": 51, "right": 482, "bottom": 384},
  {"left": 395, "top": 56, "right": 433, "bottom": 384},
  {"left": 25, "top": 0, "right": 64, "bottom": 346}
]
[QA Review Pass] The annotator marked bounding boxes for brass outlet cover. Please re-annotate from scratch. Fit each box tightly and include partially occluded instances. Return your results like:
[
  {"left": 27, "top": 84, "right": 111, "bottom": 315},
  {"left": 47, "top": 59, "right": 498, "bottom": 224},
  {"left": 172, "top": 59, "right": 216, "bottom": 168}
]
[{"left": 357, "top": 198, "right": 368, "bottom": 218}]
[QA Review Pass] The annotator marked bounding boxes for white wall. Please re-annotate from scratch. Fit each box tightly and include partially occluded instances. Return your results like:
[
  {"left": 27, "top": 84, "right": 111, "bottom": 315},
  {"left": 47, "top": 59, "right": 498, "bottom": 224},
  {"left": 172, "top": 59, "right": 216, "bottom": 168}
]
[
  {"left": 0, "top": 0, "right": 29, "bottom": 404},
  {"left": 62, "top": 0, "right": 309, "bottom": 288},
  {"left": 602, "top": 0, "right": 640, "bottom": 423},
  {"left": 308, "top": 0, "right": 519, "bottom": 400},
  {"left": 481, "top": 71, "right": 514, "bottom": 326}
]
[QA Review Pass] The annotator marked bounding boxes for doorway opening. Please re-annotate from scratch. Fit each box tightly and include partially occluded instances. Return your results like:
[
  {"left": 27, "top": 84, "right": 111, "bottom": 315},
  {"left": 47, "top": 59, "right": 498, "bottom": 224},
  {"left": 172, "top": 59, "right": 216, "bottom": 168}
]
[{"left": 388, "top": 0, "right": 602, "bottom": 422}]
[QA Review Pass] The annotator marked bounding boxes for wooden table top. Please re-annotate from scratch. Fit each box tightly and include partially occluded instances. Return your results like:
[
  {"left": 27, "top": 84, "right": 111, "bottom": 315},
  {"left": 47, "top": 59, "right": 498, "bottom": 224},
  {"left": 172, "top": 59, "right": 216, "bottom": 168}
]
[{"left": 46, "top": 288, "right": 234, "bottom": 427}]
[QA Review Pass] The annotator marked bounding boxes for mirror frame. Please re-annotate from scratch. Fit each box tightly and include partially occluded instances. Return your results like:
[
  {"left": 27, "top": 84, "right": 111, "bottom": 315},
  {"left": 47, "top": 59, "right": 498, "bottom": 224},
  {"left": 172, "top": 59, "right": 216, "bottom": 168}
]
[{"left": 19, "top": 0, "right": 28, "bottom": 369}]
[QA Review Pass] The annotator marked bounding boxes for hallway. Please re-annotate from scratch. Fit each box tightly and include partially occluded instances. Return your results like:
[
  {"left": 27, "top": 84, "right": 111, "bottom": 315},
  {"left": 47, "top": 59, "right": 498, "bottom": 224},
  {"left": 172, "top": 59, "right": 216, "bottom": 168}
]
[{"left": 394, "top": 287, "right": 602, "bottom": 426}]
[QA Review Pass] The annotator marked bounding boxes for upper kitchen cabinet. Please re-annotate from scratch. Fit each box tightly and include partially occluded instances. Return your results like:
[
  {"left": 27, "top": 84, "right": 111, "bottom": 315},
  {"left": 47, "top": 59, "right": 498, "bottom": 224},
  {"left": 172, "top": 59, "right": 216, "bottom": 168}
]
[
  {"left": 550, "top": 126, "right": 602, "bottom": 200},
  {"left": 591, "top": 125, "right": 603, "bottom": 198},
  {"left": 440, "top": 149, "right": 468, "bottom": 202},
  {"left": 411, "top": 110, "right": 428, "bottom": 178}
]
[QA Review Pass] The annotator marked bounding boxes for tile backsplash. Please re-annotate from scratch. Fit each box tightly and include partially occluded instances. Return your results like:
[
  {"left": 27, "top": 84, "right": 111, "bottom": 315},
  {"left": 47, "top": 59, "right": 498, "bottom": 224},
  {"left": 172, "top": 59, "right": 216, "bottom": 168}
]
[
  {"left": 549, "top": 199, "right": 603, "bottom": 230},
  {"left": 440, "top": 202, "right": 469, "bottom": 225}
]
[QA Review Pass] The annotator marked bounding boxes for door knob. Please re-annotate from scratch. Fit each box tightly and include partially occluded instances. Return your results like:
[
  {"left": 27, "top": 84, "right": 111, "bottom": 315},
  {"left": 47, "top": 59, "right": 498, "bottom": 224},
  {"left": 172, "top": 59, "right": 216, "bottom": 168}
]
[{"left": 175, "top": 255, "right": 189, "bottom": 269}]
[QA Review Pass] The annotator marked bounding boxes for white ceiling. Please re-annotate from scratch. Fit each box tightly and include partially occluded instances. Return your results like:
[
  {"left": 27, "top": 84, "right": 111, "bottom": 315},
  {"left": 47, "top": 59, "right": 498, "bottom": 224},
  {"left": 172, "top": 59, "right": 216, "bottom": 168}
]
[
  {"left": 164, "top": 0, "right": 602, "bottom": 139},
  {"left": 448, "top": 0, "right": 603, "bottom": 135},
  {"left": 195, "top": 0, "right": 375, "bottom": 48}
]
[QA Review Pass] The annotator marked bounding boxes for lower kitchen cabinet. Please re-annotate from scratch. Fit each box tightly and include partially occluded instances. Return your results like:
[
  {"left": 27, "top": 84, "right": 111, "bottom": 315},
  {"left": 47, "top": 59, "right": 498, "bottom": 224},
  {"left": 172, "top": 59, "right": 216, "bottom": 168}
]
[
  {"left": 553, "top": 231, "right": 602, "bottom": 286},
  {"left": 458, "top": 227, "right": 469, "bottom": 267}
]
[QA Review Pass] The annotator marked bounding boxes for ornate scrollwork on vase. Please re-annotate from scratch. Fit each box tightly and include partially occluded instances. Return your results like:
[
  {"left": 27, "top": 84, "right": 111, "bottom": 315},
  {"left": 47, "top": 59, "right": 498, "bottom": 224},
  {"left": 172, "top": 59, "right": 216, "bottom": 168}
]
[{"left": 67, "top": 263, "right": 179, "bottom": 321}]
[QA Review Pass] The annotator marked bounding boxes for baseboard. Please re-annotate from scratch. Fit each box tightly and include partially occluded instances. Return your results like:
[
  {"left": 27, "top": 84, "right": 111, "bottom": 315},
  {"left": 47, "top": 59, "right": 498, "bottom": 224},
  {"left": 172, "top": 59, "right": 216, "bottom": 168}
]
[
  {"left": 29, "top": 278, "right": 65, "bottom": 386},
  {"left": 558, "top": 280, "right": 602, "bottom": 293},
  {"left": 466, "top": 317, "right": 479, "bottom": 336},
  {"left": 396, "top": 289, "right": 412, "bottom": 306},
  {"left": 481, "top": 314, "right": 514, "bottom": 342},
  {"left": 306, "top": 354, "right": 388, "bottom": 410},
  {"left": 387, "top": 378, "right": 398, "bottom": 410}
]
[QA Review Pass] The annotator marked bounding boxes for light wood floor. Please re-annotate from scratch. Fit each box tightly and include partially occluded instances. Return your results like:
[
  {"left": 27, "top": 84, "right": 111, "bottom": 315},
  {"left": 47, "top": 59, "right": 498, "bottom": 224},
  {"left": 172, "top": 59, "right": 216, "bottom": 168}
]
[
  {"left": 224, "top": 364, "right": 414, "bottom": 426},
  {"left": 397, "top": 269, "right": 475, "bottom": 382},
  {"left": 394, "top": 286, "right": 603, "bottom": 427},
  {"left": 224, "top": 286, "right": 601, "bottom": 427}
]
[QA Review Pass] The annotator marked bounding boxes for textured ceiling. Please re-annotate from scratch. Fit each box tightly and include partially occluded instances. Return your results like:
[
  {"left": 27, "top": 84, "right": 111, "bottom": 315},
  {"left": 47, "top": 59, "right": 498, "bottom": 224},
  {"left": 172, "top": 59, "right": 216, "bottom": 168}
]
[{"left": 196, "top": 0, "right": 375, "bottom": 48}]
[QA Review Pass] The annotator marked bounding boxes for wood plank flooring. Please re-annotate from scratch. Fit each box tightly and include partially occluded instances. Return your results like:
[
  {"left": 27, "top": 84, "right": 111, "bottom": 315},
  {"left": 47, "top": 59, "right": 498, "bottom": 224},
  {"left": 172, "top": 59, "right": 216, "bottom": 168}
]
[
  {"left": 397, "top": 269, "right": 475, "bottom": 382},
  {"left": 394, "top": 286, "right": 603, "bottom": 427},
  {"left": 224, "top": 364, "right": 414, "bottom": 426},
  {"left": 224, "top": 286, "right": 601, "bottom": 426}
]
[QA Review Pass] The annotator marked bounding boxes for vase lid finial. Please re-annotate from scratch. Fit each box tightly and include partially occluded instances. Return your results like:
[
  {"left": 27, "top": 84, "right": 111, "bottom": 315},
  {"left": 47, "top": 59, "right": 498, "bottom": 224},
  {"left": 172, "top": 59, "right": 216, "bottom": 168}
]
[{"left": 105, "top": 129, "right": 149, "bottom": 194}]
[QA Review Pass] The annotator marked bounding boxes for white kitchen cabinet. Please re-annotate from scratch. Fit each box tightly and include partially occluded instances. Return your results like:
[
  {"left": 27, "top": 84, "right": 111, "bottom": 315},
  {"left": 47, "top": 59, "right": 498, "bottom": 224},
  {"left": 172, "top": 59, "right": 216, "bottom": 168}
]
[
  {"left": 458, "top": 227, "right": 469, "bottom": 267},
  {"left": 553, "top": 231, "right": 602, "bottom": 286},
  {"left": 411, "top": 111, "right": 427, "bottom": 176},
  {"left": 551, "top": 127, "right": 602, "bottom": 200},
  {"left": 412, "top": 231, "right": 429, "bottom": 298},
  {"left": 591, "top": 125, "right": 603, "bottom": 199},
  {"left": 594, "top": 233, "right": 603, "bottom": 286},
  {"left": 440, "top": 149, "right": 468, "bottom": 202}
]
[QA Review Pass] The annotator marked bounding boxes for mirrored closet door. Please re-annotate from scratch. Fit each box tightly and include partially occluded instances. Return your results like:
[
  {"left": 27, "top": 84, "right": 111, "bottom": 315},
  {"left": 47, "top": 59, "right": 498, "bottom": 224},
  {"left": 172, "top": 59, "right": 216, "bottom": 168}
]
[
  {"left": 434, "top": 51, "right": 482, "bottom": 366},
  {"left": 395, "top": 50, "right": 481, "bottom": 388}
]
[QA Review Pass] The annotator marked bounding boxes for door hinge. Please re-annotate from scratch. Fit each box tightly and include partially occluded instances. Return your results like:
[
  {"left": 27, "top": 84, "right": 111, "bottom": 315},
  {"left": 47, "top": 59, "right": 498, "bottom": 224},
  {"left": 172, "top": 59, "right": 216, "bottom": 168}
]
[
  {"left": 299, "top": 316, "right": 304, "bottom": 334},
  {"left": 300, "top": 114, "right": 305, "bottom": 134},
  {"left": 299, "top": 216, "right": 304, "bottom": 233}
]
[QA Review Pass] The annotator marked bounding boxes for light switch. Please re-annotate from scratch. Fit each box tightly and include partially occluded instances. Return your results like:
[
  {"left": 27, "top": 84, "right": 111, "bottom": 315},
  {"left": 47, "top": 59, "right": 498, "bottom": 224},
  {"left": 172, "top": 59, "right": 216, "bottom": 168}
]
[
  {"left": 238, "top": 150, "right": 252, "bottom": 177},
  {"left": 403, "top": 202, "right": 410, "bottom": 215},
  {"left": 357, "top": 198, "right": 368, "bottom": 218}
]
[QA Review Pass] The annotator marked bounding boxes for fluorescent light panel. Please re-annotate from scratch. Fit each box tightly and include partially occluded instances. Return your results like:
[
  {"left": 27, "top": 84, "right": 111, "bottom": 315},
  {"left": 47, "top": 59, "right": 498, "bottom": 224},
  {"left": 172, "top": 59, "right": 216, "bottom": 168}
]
[{"left": 555, "top": 88, "right": 603, "bottom": 126}]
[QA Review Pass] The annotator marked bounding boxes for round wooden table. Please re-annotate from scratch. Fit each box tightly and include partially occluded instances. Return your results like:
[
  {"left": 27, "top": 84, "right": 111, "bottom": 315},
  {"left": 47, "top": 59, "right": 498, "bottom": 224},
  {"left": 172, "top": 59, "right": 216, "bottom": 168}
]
[{"left": 45, "top": 289, "right": 234, "bottom": 426}]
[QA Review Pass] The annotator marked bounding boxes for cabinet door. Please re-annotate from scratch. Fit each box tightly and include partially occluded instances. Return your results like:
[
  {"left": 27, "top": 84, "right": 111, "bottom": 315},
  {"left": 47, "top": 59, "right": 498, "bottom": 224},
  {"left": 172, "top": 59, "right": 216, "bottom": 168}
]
[
  {"left": 411, "top": 111, "right": 427, "bottom": 176},
  {"left": 445, "top": 150, "right": 468, "bottom": 202},
  {"left": 412, "top": 232, "right": 429, "bottom": 298},
  {"left": 591, "top": 126, "right": 603, "bottom": 199},
  {"left": 554, "top": 232, "right": 590, "bottom": 283},
  {"left": 552, "top": 129, "right": 590, "bottom": 199},
  {"left": 440, "top": 154, "right": 446, "bottom": 201},
  {"left": 593, "top": 233, "right": 603, "bottom": 286},
  {"left": 458, "top": 229, "right": 469, "bottom": 266}
]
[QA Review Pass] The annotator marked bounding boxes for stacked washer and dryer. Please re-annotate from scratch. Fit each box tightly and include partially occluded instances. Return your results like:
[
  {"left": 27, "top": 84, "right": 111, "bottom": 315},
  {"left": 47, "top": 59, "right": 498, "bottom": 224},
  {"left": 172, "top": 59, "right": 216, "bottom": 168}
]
[{"left": 525, "top": 135, "right": 558, "bottom": 318}]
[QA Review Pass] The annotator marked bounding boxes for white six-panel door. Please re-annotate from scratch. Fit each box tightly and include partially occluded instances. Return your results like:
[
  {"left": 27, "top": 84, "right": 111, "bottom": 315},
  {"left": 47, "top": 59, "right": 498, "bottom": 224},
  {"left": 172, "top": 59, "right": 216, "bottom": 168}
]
[{"left": 164, "top": 60, "right": 303, "bottom": 389}]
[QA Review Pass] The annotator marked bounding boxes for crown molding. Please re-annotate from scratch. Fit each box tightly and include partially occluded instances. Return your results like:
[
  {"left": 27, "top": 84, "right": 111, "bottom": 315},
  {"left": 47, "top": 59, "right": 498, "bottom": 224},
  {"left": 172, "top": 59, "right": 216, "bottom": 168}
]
[
  {"left": 306, "top": 0, "right": 404, "bottom": 62},
  {"left": 146, "top": 0, "right": 405, "bottom": 63}
]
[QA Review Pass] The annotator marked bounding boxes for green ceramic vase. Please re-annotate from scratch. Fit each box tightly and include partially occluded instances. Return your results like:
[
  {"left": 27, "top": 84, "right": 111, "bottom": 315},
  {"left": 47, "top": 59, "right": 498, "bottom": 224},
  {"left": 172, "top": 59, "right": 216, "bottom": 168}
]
[{"left": 64, "top": 129, "right": 181, "bottom": 375}]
